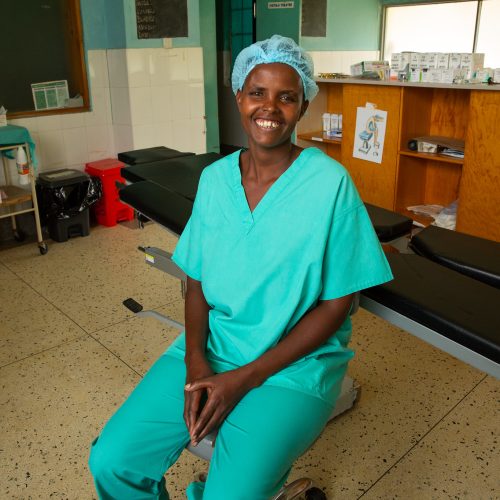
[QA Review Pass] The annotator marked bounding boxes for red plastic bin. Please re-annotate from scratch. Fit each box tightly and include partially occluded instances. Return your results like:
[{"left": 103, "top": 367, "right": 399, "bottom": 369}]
[{"left": 85, "top": 158, "right": 134, "bottom": 227}]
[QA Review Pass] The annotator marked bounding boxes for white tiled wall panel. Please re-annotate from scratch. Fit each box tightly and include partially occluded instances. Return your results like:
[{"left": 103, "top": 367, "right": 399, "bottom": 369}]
[{"left": 7, "top": 46, "right": 206, "bottom": 176}]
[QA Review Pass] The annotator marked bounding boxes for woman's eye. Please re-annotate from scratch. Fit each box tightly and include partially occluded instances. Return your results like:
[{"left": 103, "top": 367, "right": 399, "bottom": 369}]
[
  {"left": 281, "top": 95, "right": 296, "bottom": 103},
  {"left": 249, "top": 91, "right": 263, "bottom": 97}
]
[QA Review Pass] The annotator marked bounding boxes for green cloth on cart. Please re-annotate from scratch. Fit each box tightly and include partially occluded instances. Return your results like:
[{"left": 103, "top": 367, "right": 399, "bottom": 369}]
[{"left": 0, "top": 125, "right": 38, "bottom": 167}]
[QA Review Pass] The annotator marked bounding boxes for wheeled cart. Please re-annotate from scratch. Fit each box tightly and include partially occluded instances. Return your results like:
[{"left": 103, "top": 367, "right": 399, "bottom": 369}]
[{"left": 0, "top": 141, "right": 47, "bottom": 255}]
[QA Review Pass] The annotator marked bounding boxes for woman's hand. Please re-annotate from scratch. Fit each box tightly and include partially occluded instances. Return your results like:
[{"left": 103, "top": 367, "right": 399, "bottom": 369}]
[
  {"left": 184, "top": 368, "right": 254, "bottom": 445},
  {"left": 184, "top": 354, "right": 214, "bottom": 436}
]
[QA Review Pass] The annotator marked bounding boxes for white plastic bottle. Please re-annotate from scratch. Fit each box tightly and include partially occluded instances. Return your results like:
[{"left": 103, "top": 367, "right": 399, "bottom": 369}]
[{"left": 16, "top": 146, "right": 30, "bottom": 185}]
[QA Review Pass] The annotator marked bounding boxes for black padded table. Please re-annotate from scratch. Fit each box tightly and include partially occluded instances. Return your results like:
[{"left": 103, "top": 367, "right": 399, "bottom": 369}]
[
  {"left": 118, "top": 152, "right": 500, "bottom": 378},
  {"left": 410, "top": 225, "right": 500, "bottom": 289},
  {"left": 118, "top": 146, "right": 194, "bottom": 165},
  {"left": 364, "top": 203, "right": 413, "bottom": 242},
  {"left": 121, "top": 153, "right": 222, "bottom": 198},
  {"left": 362, "top": 253, "right": 500, "bottom": 371}
]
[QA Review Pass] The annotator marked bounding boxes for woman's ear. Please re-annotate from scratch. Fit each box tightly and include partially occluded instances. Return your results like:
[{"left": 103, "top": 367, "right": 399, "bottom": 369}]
[
  {"left": 298, "top": 100, "right": 309, "bottom": 121},
  {"left": 236, "top": 90, "right": 242, "bottom": 109}
]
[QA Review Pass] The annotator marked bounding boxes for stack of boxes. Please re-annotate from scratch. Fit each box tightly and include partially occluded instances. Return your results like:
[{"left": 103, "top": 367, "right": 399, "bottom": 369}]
[{"left": 389, "top": 52, "right": 495, "bottom": 83}]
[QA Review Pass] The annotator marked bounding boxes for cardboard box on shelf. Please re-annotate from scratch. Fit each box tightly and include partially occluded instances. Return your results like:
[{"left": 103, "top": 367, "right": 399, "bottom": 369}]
[
  {"left": 437, "top": 53, "right": 450, "bottom": 69},
  {"left": 422, "top": 68, "right": 443, "bottom": 83},
  {"left": 449, "top": 53, "right": 463, "bottom": 69}
]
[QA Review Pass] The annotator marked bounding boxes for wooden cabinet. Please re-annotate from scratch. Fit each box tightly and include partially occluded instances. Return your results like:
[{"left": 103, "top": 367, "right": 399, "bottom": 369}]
[{"left": 296, "top": 80, "right": 500, "bottom": 242}]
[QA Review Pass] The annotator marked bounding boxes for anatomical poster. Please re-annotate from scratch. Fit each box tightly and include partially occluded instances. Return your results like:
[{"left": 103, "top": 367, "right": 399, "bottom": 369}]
[{"left": 352, "top": 106, "right": 387, "bottom": 164}]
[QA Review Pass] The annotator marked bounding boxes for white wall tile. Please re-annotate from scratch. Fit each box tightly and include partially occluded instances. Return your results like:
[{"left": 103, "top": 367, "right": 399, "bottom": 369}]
[
  {"left": 152, "top": 121, "right": 173, "bottom": 148},
  {"left": 107, "top": 49, "right": 128, "bottom": 88},
  {"left": 87, "top": 125, "right": 113, "bottom": 162},
  {"left": 129, "top": 87, "right": 152, "bottom": 126},
  {"left": 60, "top": 112, "right": 86, "bottom": 129},
  {"left": 110, "top": 87, "right": 132, "bottom": 125},
  {"left": 39, "top": 130, "right": 66, "bottom": 169},
  {"left": 8, "top": 117, "right": 39, "bottom": 133},
  {"left": 126, "top": 49, "right": 151, "bottom": 87},
  {"left": 171, "top": 117, "right": 203, "bottom": 153},
  {"left": 188, "top": 118, "right": 206, "bottom": 154},
  {"left": 63, "top": 127, "right": 88, "bottom": 165},
  {"left": 149, "top": 49, "right": 171, "bottom": 86},
  {"left": 187, "top": 47, "right": 204, "bottom": 81},
  {"left": 88, "top": 50, "right": 109, "bottom": 89},
  {"left": 37, "top": 115, "right": 62, "bottom": 132},
  {"left": 113, "top": 125, "right": 133, "bottom": 155},
  {"left": 132, "top": 124, "right": 157, "bottom": 149},
  {"left": 151, "top": 85, "right": 172, "bottom": 124},
  {"left": 85, "top": 87, "right": 111, "bottom": 127},
  {"left": 169, "top": 84, "right": 190, "bottom": 120},
  {"left": 188, "top": 83, "right": 205, "bottom": 119},
  {"left": 168, "top": 48, "right": 189, "bottom": 82}
]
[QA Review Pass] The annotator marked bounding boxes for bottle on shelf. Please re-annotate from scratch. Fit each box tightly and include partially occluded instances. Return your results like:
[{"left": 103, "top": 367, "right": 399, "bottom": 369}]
[{"left": 16, "top": 146, "right": 30, "bottom": 186}]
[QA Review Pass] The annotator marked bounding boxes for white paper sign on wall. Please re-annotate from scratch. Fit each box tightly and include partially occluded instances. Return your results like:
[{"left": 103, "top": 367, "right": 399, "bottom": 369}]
[
  {"left": 352, "top": 105, "right": 388, "bottom": 164},
  {"left": 268, "top": 2, "right": 295, "bottom": 9}
]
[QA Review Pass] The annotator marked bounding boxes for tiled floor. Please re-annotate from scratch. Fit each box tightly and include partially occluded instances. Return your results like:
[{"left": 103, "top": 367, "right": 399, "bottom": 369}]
[{"left": 1, "top": 224, "right": 498, "bottom": 499}]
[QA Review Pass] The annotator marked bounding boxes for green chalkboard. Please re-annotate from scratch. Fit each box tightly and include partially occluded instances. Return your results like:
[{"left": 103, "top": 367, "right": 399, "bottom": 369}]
[
  {"left": 0, "top": 0, "right": 74, "bottom": 113},
  {"left": 301, "top": 0, "right": 327, "bottom": 37},
  {"left": 135, "top": 0, "right": 188, "bottom": 39}
]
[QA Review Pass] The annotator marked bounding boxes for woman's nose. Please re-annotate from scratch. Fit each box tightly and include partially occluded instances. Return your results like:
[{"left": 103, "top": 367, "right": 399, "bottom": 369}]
[{"left": 262, "top": 96, "right": 278, "bottom": 111}]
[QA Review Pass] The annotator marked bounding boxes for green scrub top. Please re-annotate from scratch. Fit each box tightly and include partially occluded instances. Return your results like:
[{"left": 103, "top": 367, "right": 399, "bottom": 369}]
[{"left": 169, "top": 147, "right": 393, "bottom": 404}]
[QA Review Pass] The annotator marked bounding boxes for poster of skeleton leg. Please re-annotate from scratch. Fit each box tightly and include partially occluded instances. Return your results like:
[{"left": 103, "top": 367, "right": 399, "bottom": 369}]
[{"left": 353, "top": 106, "right": 387, "bottom": 164}]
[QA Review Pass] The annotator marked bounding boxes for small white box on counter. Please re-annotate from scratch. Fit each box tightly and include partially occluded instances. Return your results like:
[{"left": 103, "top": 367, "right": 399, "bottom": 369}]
[
  {"left": 441, "top": 68, "right": 465, "bottom": 84},
  {"left": 409, "top": 68, "right": 422, "bottom": 82},
  {"left": 472, "top": 68, "right": 494, "bottom": 83},
  {"left": 391, "top": 52, "right": 411, "bottom": 71},
  {"left": 420, "top": 53, "right": 438, "bottom": 69},
  {"left": 460, "top": 53, "right": 485, "bottom": 78},
  {"left": 422, "top": 68, "right": 443, "bottom": 83},
  {"left": 494, "top": 68, "right": 500, "bottom": 83},
  {"left": 437, "top": 53, "right": 450, "bottom": 69},
  {"left": 449, "top": 53, "right": 462, "bottom": 69},
  {"left": 410, "top": 53, "right": 421, "bottom": 69}
]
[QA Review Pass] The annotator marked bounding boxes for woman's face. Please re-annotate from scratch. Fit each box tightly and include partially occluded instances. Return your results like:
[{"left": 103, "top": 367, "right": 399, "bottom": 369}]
[{"left": 236, "top": 63, "right": 309, "bottom": 150}]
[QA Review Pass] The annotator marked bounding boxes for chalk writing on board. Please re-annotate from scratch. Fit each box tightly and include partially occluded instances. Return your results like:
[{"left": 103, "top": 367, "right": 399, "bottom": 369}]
[{"left": 135, "top": 0, "right": 188, "bottom": 39}]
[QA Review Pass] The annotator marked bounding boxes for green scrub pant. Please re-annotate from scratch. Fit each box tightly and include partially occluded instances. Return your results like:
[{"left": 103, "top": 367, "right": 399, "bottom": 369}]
[{"left": 89, "top": 354, "right": 339, "bottom": 500}]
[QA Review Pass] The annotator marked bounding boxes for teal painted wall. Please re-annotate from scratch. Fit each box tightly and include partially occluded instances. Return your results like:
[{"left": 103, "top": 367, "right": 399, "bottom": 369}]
[
  {"left": 200, "top": 0, "right": 220, "bottom": 153},
  {"left": 300, "top": 0, "right": 381, "bottom": 51},
  {"left": 256, "top": 0, "right": 301, "bottom": 42},
  {"left": 82, "top": 0, "right": 203, "bottom": 50},
  {"left": 81, "top": 0, "right": 109, "bottom": 49}
]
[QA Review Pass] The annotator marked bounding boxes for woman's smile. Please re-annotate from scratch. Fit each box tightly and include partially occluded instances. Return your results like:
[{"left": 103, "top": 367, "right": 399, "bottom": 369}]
[{"left": 254, "top": 118, "right": 281, "bottom": 130}]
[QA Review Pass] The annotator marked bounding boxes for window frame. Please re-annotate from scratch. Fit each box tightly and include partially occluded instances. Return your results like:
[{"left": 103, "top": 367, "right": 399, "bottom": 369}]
[
  {"left": 7, "top": 0, "right": 90, "bottom": 119},
  {"left": 380, "top": 1, "right": 485, "bottom": 61}
]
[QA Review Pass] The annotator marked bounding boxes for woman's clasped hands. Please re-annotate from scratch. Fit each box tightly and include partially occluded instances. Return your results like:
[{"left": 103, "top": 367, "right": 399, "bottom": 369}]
[{"left": 184, "top": 359, "right": 255, "bottom": 446}]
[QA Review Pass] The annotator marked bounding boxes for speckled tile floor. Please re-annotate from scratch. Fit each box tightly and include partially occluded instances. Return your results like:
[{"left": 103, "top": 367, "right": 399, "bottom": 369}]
[{"left": 0, "top": 225, "right": 498, "bottom": 500}]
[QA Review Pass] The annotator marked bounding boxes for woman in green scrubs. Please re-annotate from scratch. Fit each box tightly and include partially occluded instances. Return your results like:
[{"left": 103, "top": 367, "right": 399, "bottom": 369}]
[{"left": 89, "top": 35, "right": 392, "bottom": 500}]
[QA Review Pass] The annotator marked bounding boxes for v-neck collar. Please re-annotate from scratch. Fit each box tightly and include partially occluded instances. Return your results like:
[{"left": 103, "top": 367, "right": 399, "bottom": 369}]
[{"left": 231, "top": 148, "right": 313, "bottom": 231}]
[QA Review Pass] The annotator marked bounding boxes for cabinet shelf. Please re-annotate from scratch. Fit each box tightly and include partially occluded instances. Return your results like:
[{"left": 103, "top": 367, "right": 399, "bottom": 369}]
[
  {"left": 0, "top": 185, "right": 33, "bottom": 208},
  {"left": 297, "top": 131, "right": 342, "bottom": 145},
  {"left": 399, "top": 149, "right": 464, "bottom": 165}
]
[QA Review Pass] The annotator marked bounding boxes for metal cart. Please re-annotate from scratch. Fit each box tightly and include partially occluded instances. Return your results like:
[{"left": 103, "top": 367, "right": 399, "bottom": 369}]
[{"left": 0, "top": 142, "right": 47, "bottom": 255}]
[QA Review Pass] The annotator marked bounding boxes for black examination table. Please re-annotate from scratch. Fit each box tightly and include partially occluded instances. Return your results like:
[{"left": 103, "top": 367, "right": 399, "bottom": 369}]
[{"left": 119, "top": 151, "right": 500, "bottom": 379}]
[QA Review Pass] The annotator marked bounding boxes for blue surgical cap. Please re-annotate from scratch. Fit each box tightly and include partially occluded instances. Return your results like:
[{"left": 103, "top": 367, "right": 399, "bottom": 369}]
[{"left": 232, "top": 35, "right": 318, "bottom": 102}]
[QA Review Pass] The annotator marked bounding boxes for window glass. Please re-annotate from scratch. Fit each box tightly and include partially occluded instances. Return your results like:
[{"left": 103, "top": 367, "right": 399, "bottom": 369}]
[
  {"left": 383, "top": 2, "right": 478, "bottom": 59},
  {"left": 476, "top": 0, "right": 500, "bottom": 67}
]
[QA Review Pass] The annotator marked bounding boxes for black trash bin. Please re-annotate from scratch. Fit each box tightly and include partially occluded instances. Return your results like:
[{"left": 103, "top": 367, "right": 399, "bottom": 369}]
[{"left": 36, "top": 169, "right": 101, "bottom": 242}]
